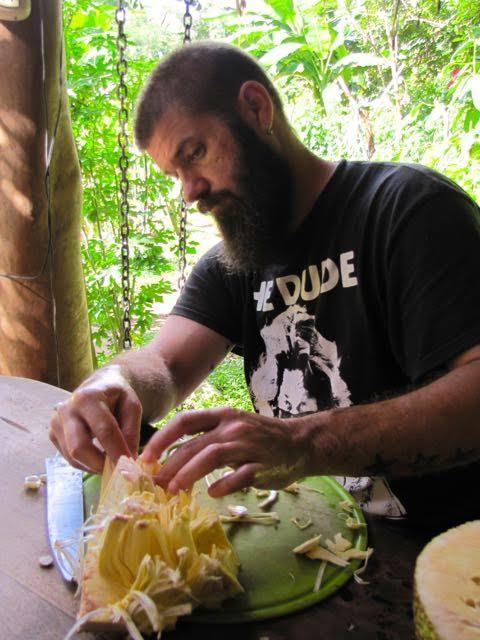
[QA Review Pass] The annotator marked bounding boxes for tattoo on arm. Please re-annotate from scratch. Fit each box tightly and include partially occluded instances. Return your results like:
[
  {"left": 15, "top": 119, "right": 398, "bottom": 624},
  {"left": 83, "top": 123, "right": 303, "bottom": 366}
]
[
  {"left": 363, "top": 454, "right": 397, "bottom": 476},
  {"left": 444, "top": 447, "right": 479, "bottom": 467},
  {"left": 363, "top": 448, "right": 480, "bottom": 477},
  {"left": 407, "top": 452, "right": 440, "bottom": 473},
  {"left": 407, "top": 448, "right": 479, "bottom": 474}
]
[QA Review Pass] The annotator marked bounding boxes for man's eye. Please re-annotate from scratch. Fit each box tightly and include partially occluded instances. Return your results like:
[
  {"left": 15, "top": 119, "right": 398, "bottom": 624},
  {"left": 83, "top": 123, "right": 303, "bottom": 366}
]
[{"left": 189, "top": 144, "right": 205, "bottom": 162}]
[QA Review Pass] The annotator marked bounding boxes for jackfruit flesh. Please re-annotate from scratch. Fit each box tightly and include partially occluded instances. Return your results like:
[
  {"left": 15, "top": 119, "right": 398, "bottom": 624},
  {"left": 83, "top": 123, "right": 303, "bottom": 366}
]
[
  {"left": 414, "top": 520, "right": 480, "bottom": 640},
  {"left": 71, "top": 456, "right": 243, "bottom": 638}
]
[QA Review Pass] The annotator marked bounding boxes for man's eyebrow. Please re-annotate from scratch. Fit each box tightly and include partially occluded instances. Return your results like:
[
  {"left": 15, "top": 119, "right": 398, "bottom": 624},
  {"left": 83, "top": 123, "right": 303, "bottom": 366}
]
[
  {"left": 161, "top": 135, "right": 197, "bottom": 177},
  {"left": 173, "top": 135, "right": 194, "bottom": 163}
]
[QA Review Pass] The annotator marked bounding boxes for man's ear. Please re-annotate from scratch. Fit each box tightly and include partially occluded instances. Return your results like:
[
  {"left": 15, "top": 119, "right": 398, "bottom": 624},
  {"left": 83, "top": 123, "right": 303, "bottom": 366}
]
[{"left": 237, "top": 80, "right": 274, "bottom": 135}]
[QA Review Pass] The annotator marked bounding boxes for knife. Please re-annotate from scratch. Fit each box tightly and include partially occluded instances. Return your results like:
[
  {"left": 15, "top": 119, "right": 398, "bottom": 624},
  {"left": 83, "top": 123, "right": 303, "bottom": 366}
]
[{"left": 45, "top": 453, "right": 84, "bottom": 583}]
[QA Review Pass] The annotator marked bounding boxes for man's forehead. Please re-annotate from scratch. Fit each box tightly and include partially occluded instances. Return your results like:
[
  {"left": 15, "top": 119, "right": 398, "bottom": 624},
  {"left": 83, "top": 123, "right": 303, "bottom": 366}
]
[
  {"left": 147, "top": 108, "right": 219, "bottom": 167},
  {"left": 147, "top": 109, "right": 192, "bottom": 166}
]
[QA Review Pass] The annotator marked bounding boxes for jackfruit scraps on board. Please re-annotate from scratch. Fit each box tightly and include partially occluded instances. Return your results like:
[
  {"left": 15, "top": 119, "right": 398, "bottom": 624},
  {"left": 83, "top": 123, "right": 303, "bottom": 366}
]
[{"left": 66, "top": 456, "right": 243, "bottom": 640}]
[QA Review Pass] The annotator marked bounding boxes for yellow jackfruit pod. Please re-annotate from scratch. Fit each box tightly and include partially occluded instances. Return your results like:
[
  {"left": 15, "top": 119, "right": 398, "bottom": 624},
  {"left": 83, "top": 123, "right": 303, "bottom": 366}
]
[{"left": 67, "top": 456, "right": 243, "bottom": 639}]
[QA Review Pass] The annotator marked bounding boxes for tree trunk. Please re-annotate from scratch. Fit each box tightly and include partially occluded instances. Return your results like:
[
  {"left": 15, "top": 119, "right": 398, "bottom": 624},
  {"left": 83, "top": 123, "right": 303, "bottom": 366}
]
[{"left": 0, "top": 0, "right": 93, "bottom": 389}]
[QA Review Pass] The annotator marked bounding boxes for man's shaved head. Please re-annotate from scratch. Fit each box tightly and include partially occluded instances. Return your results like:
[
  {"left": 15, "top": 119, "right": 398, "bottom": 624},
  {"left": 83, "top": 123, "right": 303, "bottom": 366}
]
[{"left": 134, "top": 41, "right": 284, "bottom": 150}]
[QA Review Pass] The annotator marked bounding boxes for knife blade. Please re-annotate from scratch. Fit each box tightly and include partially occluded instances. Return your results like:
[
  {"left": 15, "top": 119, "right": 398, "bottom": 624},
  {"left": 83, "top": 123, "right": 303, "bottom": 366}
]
[{"left": 45, "top": 453, "right": 84, "bottom": 583}]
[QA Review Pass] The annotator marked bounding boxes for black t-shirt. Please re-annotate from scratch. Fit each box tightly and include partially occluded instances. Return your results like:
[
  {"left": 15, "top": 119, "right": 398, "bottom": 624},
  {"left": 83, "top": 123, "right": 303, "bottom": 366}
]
[{"left": 172, "top": 160, "right": 480, "bottom": 523}]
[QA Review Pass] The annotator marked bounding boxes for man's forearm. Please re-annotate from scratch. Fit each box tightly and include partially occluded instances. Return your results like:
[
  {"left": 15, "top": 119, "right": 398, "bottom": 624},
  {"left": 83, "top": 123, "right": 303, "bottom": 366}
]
[
  {"left": 298, "top": 359, "right": 480, "bottom": 477},
  {"left": 111, "top": 345, "right": 178, "bottom": 424},
  {"left": 102, "top": 316, "right": 232, "bottom": 426}
]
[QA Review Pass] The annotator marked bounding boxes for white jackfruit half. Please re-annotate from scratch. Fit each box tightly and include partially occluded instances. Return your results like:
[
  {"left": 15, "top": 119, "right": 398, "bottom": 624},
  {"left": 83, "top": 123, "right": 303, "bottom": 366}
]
[
  {"left": 414, "top": 520, "right": 480, "bottom": 640},
  {"left": 67, "top": 456, "right": 243, "bottom": 639}
]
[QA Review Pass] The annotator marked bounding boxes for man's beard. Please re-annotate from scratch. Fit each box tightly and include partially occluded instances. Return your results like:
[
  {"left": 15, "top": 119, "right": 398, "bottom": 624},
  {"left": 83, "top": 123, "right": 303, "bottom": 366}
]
[{"left": 198, "top": 115, "right": 294, "bottom": 274}]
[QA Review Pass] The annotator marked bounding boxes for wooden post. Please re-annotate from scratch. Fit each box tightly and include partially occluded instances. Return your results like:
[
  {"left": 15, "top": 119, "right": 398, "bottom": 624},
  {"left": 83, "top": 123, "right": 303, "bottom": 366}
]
[{"left": 0, "top": 0, "right": 93, "bottom": 389}]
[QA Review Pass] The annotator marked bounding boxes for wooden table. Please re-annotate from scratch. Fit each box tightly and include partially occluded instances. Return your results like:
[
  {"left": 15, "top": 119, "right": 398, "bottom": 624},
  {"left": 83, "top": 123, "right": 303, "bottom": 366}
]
[{"left": 0, "top": 375, "right": 438, "bottom": 639}]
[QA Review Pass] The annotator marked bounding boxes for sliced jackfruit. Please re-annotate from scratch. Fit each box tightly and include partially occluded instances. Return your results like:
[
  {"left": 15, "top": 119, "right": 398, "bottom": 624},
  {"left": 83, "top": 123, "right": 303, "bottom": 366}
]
[
  {"left": 414, "top": 520, "right": 480, "bottom": 640},
  {"left": 68, "top": 456, "right": 243, "bottom": 639}
]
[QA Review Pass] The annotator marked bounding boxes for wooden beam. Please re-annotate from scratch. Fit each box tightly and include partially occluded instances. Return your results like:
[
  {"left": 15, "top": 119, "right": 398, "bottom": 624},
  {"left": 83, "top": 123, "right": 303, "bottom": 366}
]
[{"left": 0, "top": 0, "right": 93, "bottom": 389}]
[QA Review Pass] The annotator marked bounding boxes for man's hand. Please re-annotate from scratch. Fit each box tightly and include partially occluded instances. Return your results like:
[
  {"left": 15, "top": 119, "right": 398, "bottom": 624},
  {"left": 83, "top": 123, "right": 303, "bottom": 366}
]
[
  {"left": 49, "top": 365, "right": 142, "bottom": 473},
  {"left": 140, "top": 408, "right": 310, "bottom": 497}
]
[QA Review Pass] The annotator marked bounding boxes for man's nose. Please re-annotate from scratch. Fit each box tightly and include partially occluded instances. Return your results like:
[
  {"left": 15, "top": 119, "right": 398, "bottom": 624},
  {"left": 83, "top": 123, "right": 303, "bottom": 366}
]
[{"left": 181, "top": 174, "right": 210, "bottom": 204}]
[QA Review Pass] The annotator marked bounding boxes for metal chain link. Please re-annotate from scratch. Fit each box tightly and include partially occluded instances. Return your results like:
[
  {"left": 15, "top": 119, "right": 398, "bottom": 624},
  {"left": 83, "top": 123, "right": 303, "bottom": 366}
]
[
  {"left": 178, "top": 198, "right": 188, "bottom": 292},
  {"left": 115, "top": 1, "right": 132, "bottom": 350},
  {"left": 177, "top": 0, "right": 195, "bottom": 293},
  {"left": 183, "top": 0, "right": 193, "bottom": 44}
]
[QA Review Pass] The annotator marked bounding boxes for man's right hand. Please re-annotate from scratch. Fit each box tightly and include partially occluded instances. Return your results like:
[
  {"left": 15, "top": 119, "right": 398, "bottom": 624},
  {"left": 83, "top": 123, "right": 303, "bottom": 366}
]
[{"left": 49, "top": 364, "right": 143, "bottom": 473}]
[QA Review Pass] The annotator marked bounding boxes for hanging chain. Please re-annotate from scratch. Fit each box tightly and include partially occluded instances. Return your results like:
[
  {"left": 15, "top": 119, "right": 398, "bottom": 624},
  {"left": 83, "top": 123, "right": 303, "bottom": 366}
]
[
  {"left": 178, "top": 198, "right": 188, "bottom": 292},
  {"left": 177, "top": 0, "right": 194, "bottom": 292},
  {"left": 183, "top": 0, "right": 193, "bottom": 44},
  {"left": 115, "top": 1, "right": 132, "bottom": 350}
]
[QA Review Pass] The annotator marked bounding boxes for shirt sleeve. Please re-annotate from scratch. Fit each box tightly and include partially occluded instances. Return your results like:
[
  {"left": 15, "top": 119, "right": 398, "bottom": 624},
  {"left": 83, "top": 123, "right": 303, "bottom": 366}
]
[
  {"left": 170, "top": 244, "right": 245, "bottom": 346},
  {"left": 384, "top": 187, "right": 480, "bottom": 382}
]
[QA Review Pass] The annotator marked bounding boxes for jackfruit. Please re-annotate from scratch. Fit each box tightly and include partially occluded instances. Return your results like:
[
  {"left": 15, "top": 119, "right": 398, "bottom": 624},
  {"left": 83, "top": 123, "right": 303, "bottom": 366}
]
[
  {"left": 414, "top": 520, "right": 480, "bottom": 640},
  {"left": 67, "top": 456, "right": 243, "bottom": 639}
]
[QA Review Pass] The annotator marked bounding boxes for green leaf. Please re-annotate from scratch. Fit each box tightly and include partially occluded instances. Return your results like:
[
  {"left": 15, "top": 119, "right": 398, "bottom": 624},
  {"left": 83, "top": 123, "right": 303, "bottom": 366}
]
[
  {"left": 333, "top": 53, "right": 390, "bottom": 69},
  {"left": 70, "top": 8, "right": 111, "bottom": 30},
  {"left": 70, "top": 11, "right": 94, "bottom": 29},
  {"left": 471, "top": 74, "right": 480, "bottom": 111},
  {"left": 464, "top": 107, "right": 480, "bottom": 132},
  {"left": 469, "top": 142, "right": 480, "bottom": 160},
  {"left": 263, "top": 0, "right": 296, "bottom": 23},
  {"left": 260, "top": 41, "right": 305, "bottom": 67},
  {"left": 303, "top": 23, "right": 334, "bottom": 58}
]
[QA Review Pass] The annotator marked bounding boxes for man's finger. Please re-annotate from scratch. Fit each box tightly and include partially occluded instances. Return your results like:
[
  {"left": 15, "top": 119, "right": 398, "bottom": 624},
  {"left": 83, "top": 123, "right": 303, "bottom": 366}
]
[
  {"left": 49, "top": 418, "right": 65, "bottom": 456},
  {"left": 153, "top": 433, "right": 212, "bottom": 486},
  {"left": 160, "top": 441, "right": 243, "bottom": 492},
  {"left": 207, "top": 462, "right": 263, "bottom": 498},
  {"left": 49, "top": 414, "right": 101, "bottom": 474},
  {"left": 116, "top": 390, "right": 142, "bottom": 455},
  {"left": 49, "top": 412, "right": 71, "bottom": 463},
  {"left": 141, "top": 408, "right": 229, "bottom": 462},
  {"left": 79, "top": 400, "right": 131, "bottom": 463},
  {"left": 63, "top": 416, "right": 106, "bottom": 474}
]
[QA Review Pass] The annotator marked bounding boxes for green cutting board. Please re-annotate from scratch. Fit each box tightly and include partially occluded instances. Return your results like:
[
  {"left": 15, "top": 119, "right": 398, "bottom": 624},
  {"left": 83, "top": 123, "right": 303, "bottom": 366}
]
[{"left": 83, "top": 474, "right": 367, "bottom": 623}]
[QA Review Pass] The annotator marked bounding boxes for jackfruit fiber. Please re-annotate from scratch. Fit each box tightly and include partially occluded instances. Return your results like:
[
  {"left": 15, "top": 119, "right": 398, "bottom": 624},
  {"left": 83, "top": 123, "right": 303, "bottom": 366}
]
[
  {"left": 71, "top": 456, "right": 243, "bottom": 638},
  {"left": 414, "top": 520, "right": 480, "bottom": 640}
]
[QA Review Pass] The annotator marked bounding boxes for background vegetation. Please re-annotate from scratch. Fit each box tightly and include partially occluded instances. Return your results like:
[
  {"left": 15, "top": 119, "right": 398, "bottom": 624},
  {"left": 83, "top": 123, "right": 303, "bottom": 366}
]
[{"left": 63, "top": 0, "right": 480, "bottom": 413}]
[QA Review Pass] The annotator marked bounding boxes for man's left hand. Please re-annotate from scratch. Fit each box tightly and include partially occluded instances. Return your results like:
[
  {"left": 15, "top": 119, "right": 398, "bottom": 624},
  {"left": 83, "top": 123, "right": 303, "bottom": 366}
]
[{"left": 140, "top": 408, "right": 309, "bottom": 497}]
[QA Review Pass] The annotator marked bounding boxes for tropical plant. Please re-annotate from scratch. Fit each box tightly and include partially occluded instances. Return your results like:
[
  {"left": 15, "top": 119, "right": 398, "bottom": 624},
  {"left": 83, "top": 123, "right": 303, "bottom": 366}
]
[
  {"left": 63, "top": 0, "right": 191, "bottom": 363},
  {"left": 213, "top": 0, "right": 480, "bottom": 197}
]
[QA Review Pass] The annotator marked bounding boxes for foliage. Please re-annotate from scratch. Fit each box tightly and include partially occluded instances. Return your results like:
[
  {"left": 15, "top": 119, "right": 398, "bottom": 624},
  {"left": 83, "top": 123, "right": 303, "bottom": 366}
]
[
  {"left": 214, "top": 0, "right": 480, "bottom": 199},
  {"left": 63, "top": 0, "right": 189, "bottom": 363},
  {"left": 155, "top": 354, "right": 252, "bottom": 430}
]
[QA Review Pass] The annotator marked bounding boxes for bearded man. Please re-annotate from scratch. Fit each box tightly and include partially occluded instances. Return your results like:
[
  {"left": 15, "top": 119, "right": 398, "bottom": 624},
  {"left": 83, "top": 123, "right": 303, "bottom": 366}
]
[{"left": 50, "top": 42, "right": 480, "bottom": 525}]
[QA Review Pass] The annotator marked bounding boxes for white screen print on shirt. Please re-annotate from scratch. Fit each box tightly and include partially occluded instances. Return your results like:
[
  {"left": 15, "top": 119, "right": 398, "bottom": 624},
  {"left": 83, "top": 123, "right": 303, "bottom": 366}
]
[
  {"left": 248, "top": 249, "right": 407, "bottom": 517},
  {"left": 249, "top": 250, "right": 357, "bottom": 417}
]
